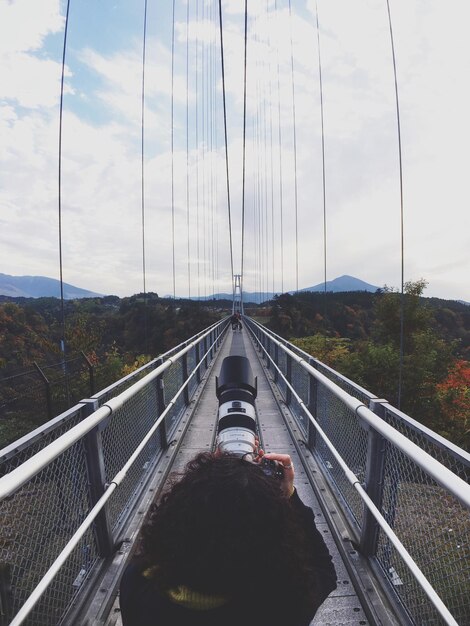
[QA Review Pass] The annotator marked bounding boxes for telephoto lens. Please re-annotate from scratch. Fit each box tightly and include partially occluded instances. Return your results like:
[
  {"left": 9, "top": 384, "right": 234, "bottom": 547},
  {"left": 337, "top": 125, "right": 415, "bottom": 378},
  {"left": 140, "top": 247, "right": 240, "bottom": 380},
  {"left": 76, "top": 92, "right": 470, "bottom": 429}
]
[{"left": 215, "top": 356, "right": 257, "bottom": 460}]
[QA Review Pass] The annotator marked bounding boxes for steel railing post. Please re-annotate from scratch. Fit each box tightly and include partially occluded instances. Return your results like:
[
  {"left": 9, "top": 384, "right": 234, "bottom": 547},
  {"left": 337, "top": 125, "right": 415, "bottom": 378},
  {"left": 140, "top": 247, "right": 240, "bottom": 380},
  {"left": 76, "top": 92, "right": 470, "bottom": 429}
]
[
  {"left": 0, "top": 563, "right": 12, "bottom": 625},
  {"left": 33, "top": 362, "right": 53, "bottom": 420},
  {"left": 81, "top": 351, "right": 95, "bottom": 395},
  {"left": 182, "top": 352, "right": 190, "bottom": 406},
  {"left": 359, "top": 398, "right": 388, "bottom": 556},
  {"left": 307, "top": 358, "right": 318, "bottom": 449},
  {"left": 155, "top": 358, "right": 168, "bottom": 449},
  {"left": 285, "top": 354, "right": 292, "bottom": 405},
  {"left": 195, "top": 342, "right": 201, "bottom": 384},
  {"left": 203, "top": 335, "right": 208, "bottom": 369},
  {"left": 274, "top": 342, "right": 279, "bottom": 383},
  {"left": 81, "top": 399, "right": 114, "bottom": 557}
]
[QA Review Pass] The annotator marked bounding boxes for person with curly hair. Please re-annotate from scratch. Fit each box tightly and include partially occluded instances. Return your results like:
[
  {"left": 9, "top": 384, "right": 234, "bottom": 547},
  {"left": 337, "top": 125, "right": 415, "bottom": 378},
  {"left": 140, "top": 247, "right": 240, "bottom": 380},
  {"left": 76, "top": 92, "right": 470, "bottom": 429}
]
[{"left": 119, "top": 451, "right": 337, "bottom": 625}]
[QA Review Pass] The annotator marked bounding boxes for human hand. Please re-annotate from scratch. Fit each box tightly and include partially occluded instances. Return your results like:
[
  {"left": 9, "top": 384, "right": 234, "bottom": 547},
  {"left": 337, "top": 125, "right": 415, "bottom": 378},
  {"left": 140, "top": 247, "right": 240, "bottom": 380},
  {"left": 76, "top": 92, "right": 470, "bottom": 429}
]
[{"left": 259, "top": 452, "right": 295, "bottom": 498}]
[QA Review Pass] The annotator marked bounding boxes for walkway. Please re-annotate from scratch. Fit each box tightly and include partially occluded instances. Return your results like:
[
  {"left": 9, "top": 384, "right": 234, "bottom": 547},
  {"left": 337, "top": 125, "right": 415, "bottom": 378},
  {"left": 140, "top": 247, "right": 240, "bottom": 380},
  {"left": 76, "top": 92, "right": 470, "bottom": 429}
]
[{"left": 80, "top": 327, "right": 399, "bottom": 625}]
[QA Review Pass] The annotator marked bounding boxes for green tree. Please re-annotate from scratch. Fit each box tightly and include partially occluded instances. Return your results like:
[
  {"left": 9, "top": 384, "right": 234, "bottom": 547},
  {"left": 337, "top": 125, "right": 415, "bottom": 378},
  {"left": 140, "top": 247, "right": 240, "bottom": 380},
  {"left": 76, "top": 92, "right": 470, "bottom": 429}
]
[
  {"left": 291, "top": 336, "right": 351, "bottom": 369},
  {"left": 342, "top": 280, "right": 455, "bottom": 429}
]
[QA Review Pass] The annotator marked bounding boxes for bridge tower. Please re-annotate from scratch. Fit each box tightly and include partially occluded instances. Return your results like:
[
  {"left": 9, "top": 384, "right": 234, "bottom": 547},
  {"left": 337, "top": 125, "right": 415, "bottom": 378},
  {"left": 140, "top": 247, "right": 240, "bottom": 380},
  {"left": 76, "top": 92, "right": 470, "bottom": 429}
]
[{"left": 233, "top": 274, "right": 244, "bottom": 314}]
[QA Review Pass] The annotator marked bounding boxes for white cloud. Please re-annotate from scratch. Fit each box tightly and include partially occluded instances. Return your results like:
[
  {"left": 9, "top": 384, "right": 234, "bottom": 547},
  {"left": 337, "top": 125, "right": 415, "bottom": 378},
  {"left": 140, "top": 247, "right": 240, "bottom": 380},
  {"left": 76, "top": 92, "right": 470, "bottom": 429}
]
[
  {"left": 1, "top": 0, "right": 469, "bottom": 301},
  {"left": 0, "top": 0, "right": 63, "bottom": 54},
  {"left": 0, "top": 0, "right": 66, "bottom": 108}
]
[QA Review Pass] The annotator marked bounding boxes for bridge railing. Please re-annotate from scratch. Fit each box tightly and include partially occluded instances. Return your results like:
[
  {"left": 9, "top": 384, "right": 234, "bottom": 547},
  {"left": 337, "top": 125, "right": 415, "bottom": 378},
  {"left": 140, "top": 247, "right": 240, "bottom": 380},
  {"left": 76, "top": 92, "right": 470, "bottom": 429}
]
[
  {"left": 0, "top": 319, "right": 229, "bottom": 626},
  {"left": 245, "top": 317, "right": 470, "bottom": 626}
]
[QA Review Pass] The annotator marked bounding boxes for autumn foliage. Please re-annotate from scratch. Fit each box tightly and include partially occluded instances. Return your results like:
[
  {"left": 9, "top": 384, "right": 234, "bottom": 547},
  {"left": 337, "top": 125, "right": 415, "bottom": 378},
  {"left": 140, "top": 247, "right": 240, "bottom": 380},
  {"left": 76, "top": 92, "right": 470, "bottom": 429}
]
[{"left": 436, "top": 360, "right": 470, "bottom": 448}]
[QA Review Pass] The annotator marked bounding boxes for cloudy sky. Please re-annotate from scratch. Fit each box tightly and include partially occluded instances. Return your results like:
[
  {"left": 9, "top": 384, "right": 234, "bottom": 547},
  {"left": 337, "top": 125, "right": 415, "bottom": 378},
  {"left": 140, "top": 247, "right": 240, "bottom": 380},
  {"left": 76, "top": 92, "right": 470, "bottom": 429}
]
[{"left": 1, "top": 0, "right": 469, "bottom": 301}]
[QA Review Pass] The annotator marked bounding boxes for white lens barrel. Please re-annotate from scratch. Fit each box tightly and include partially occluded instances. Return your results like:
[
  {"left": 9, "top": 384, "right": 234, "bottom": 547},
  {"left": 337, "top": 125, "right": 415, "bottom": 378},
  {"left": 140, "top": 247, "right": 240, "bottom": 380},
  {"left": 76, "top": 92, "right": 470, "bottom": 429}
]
[
  {"left": 217, "top": 427, "right": 256, "bottom": 458},
  {"left": 218, "top": 400, "right": 256, "bottom": 420}
]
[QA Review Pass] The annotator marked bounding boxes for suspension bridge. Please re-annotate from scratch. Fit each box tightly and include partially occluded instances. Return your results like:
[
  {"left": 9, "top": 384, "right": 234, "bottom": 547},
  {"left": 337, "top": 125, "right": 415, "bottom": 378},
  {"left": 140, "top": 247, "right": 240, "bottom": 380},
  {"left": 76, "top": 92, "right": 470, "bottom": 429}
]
[
  {"left": 1, "top": 318, "right": 469, "bottom": 626},
  {"left": 1, "top": 0, "right": 469, "bottom": 625}
]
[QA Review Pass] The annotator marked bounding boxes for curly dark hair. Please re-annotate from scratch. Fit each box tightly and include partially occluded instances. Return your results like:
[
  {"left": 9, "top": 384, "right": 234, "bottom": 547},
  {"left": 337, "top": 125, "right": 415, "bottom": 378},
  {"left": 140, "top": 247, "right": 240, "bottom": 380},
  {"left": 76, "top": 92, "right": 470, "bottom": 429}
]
[{"left": 137, "top": 453, "right": 323, "bottom": 621}]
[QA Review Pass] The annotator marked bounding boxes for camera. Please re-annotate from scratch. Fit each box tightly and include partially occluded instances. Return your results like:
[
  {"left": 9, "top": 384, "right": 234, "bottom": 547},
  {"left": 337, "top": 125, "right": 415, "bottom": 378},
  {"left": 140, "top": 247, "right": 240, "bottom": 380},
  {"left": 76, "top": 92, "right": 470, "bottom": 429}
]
[
  {"left": 216, "top": 356, "right": 258, "bottom": 460},
  {"left": 259, "top": 457, "right": 284, "bottom": 480},
  {"left": 215, "top": 356, "right": 284, "bottom": 480}
]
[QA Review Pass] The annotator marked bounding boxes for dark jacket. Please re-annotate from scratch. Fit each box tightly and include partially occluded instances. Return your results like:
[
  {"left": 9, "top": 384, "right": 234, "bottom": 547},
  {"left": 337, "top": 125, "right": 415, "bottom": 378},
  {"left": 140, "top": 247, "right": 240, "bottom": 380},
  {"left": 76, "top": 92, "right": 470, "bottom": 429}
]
[{"left": 120, "top": 489, "right": 336, "bottom": 625}]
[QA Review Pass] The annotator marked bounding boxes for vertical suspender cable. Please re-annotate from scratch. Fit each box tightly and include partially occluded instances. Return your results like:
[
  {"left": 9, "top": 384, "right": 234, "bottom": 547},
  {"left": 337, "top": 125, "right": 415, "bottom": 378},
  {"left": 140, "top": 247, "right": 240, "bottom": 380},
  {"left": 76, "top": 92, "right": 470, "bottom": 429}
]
[
  {"left": 275, "top": 0, "right": 284, "bottom": 293},
  {"left": 210, "top": 3, "right": 216, "bottom": 297},
  {"left": 140, "top": 0, "right": 149, "bottom": 354},
  {"left": 201, "top": 0, "right": 207, "bottom": 299},
  {"left": 58, "top": 0, "right": 71, "bottom": 400},
  {"left": 212, "top": 4, "right": 219, "bottom": 297},
  {"left": 171, "top": 0, "right": 176, "bottom": 300},
  {"left": 196, "top": 0, "right": 201, "bottom": 299},
  {"left": 217, "top": 0, "right": 235, "bottom": 290},
  {"left": 267, "top": 0, "right": 275, "bottom": 296},
  {"left": 261, "top": 26, "right": 270, "bottom": 303},
  {"left": 240, "top": 0, "right": 248, "bottom": 305},
  {"left": 288, "top": 0, "right": 299, "bottom": 293},
  {"left": 186, "top": 0, "right": 191, "bottom": 298},
  {"left": 386, "top": 0, "right": 405, "bottom": 409},
  {"left": 315, "top": 1, "right": 328, "bottom": 334},
  {"left": 140, "top": 1, "right": 148, "bottom": 297}
]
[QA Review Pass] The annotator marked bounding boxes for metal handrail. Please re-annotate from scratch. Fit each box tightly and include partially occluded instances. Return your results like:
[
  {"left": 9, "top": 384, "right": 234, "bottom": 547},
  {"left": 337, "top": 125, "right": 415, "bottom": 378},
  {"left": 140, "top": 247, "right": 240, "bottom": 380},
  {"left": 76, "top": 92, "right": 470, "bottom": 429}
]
[
  {"left": 250, "top": 320, "right": 470, "bottom": 466},
  {"left": 0, "top": 320, "right": 227, "bottom": 500},
  {"left": 5, "top": 323, "right": 227, "bottom": 626},
  {"left": 245, "top": 316, "right": 469, "bottom": 626},
  {"left": 91, "top": 317, "right": 224, "bottom": 401},
  {"left": 0, "top": 318, "right": 225, "bottom": 461},
  {"left": 247, "top": 319, "right": 470, "bottom": 489}
]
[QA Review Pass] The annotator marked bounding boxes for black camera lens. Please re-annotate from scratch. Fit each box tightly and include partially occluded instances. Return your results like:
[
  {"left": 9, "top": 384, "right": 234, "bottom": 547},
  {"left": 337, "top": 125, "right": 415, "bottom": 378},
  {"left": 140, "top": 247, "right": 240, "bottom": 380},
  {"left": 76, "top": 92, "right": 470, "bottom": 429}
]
[{"left": 216, "top": 356, "right": 258, "bottom": 459}]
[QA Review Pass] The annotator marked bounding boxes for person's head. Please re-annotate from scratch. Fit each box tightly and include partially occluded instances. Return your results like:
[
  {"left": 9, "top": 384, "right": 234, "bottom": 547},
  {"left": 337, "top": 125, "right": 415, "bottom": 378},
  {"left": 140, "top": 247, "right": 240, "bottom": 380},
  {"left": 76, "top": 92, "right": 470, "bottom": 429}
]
[{"left": 137, "top": 452, "right": 321, "bottom": 617}]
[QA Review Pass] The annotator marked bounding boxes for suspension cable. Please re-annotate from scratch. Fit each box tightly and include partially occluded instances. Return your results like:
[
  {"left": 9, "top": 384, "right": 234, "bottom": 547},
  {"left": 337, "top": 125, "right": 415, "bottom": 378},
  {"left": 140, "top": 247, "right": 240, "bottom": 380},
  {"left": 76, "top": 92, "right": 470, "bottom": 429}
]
[
  {"left": 240, "top": 0, "right": 248, "bottom": 302},
  {"left": 288, "top": 0, "right": 299, "bottom": 293},
  {"left": 58, "top": 0, "right": 71, "bottom": 366},
  {"left": 217, "top": 0, "right": 235, "bottom": 286},
  {"left": 140, "top": 0, "right": 149, "bottom": 352},
  {"left": 314, "top": 1, "right": 328, "bottom": 334},
  {"left": 201, "top": 0, "right": 207, "bottom": 299},
  {"left": 186, "top": 0, "right": 191, "bottom": 298},
  {"left": 196, "top": 0, "right": 200, "bottom": 298},
  {"left": 275, "top": 0, "right": 284, "bottom": 293},
  {"left": 267, "top": 0, "right": 275, "bottom": 296},
  {"left": 210, "top": 2, "right": 217, "bottom": 297},
  {"left": 386, "top": 0, "right": 405, "bottom": 408},
  {"left": 171, "top": 0, "right": 176, "bottom": 300}
]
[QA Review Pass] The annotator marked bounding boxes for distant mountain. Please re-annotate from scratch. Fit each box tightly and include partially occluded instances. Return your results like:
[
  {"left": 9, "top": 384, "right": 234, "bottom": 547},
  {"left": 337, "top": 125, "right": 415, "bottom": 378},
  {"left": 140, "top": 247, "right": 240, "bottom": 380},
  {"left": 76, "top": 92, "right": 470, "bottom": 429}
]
[
  {"left": 0, "top": 273, "right": 102, "bottom": 299},
  {"left": 299, "top": 275, "right": 380, "bottom": 294},
  {"left": 182, "top": 275, "right": 380, "bottom": 304}
]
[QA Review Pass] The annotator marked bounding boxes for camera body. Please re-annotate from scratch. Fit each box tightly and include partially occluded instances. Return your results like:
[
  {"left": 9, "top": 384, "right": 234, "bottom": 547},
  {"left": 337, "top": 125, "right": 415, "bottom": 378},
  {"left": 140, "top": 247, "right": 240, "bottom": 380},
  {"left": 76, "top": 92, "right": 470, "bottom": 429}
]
[{"left": 259, "top": 457, "right": 284, "bottom": 480}]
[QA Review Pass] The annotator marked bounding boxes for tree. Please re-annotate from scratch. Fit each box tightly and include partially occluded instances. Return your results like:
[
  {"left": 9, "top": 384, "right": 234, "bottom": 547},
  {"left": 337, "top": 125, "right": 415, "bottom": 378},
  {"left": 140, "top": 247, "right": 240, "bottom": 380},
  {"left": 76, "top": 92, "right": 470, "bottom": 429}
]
[
  {"left": 343, "top": 280, "right": 456, "bottom": 430},
  {"left": 436, "top": 360, "right": 470, "bottom": 449},
  {"left": 291, "top": 336, "right": 351, "bottom": 369},
  {"left": 373, "top": 279, "right": 431, "bottom": 347}
]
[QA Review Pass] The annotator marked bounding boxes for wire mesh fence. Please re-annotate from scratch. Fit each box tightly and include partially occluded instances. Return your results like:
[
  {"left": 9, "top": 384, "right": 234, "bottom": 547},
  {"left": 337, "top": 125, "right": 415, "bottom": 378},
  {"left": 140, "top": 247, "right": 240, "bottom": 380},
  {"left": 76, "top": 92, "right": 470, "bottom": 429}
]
[
  {"left": 0, "top": 320, "right": 229, "bottom": 625},
  {"left": 0, "top": 357, "right": 94, "bottom": 450},
  {"left": 245, "top": 317, "right": 470, "bottom": 626},
  {"left": 377, "top": 443, "right": 470, "bottom": 625},
  {"left": 315, "top": 383, "right": 368, "bottom": 526},
  {"left": 0, "top": 438, "right": 98, "bottom": 625}
]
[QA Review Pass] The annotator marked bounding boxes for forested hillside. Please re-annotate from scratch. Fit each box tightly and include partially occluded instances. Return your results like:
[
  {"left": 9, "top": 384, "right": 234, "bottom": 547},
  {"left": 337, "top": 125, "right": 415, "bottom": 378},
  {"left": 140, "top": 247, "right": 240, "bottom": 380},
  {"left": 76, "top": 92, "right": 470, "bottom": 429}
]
[
  {"left": 267, "top": 281, "right": 469, "bottom": 449},
  {"left": 0, "top": 294, "right": 226, "bottom": 446},
  {"left": 1, "top": 284, "right": 468, "bottom": 450}
]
